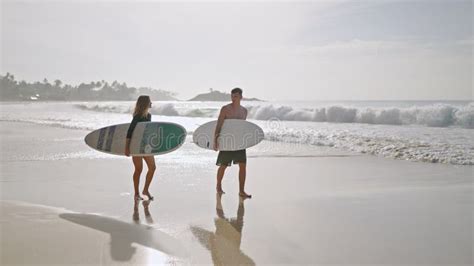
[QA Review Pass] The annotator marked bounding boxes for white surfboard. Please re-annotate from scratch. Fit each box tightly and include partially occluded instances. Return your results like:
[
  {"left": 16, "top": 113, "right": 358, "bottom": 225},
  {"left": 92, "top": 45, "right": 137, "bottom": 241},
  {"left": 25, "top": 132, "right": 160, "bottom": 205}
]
[
  {"left": 85, "top": 122, "right": 187, "bottom": 156},
  {"left": 193, "top": 119, "right": 264, "bottom": 151}
]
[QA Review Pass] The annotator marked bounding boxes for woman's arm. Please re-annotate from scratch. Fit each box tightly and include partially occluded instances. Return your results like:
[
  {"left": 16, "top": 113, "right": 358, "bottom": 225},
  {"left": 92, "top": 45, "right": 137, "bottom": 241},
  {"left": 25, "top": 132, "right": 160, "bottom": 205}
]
[
  {"left": 125, "top": 116, "right": 139, "bottom": 156},
  {"left": 125, "top": 138, "right": 131, "bottom": 156},
  {"left": 127, "top": 116, "right": 139, "bottom": 139}
]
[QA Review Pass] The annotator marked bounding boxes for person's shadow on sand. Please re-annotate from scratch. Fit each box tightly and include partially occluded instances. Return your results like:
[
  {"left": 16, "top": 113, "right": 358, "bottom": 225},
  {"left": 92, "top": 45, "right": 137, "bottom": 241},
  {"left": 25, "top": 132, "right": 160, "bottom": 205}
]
[
  {"left": 59, "top": 199, "right": 186, "bottom": 262},
  {"left": 191, "top": 193, "right": 255, "bottom": 265}
]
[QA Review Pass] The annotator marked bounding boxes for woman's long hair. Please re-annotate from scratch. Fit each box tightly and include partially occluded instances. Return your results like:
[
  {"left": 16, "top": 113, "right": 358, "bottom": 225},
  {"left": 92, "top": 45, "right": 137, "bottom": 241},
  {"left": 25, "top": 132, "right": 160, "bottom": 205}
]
[{"left": 133, "top": 95, "right": 151, "bottom": 118}]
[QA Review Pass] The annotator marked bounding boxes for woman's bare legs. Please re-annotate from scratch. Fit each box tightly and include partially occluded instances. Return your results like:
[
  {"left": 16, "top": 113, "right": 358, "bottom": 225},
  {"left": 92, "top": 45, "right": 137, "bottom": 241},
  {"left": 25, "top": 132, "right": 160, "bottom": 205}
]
[
  {"left": 132, "top": 156, "right": 144, "bottom": 200},
  {"left": 142, "top": 156, "right": 156, "bottom": 200}
]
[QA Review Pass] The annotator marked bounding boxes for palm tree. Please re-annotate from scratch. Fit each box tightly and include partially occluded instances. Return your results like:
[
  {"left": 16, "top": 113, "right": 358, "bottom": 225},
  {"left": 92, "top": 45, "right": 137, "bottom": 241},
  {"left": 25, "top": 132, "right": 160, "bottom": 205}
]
[{"left": 54, "top": 79, "right": 62, "bottom": 88}]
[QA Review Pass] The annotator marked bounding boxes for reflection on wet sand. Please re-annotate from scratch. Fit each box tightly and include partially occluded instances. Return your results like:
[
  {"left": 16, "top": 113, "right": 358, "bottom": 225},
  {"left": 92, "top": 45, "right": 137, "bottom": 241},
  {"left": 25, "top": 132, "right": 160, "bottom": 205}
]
[
  {"left": 59, "top": 199, "right": 186, "bottom": 262},
  {"left": 191, "top": 194, "right": 255, "bottom": 265},
  {"left": 133, "top": 199, "right": 154, "bottom": 225}
]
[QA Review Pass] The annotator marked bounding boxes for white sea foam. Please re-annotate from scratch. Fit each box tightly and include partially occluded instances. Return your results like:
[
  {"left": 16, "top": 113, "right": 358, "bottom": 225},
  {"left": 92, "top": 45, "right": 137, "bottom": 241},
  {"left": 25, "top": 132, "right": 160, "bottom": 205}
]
[{"left": 259, "top": 122, "right": 474, "bottom": 165}]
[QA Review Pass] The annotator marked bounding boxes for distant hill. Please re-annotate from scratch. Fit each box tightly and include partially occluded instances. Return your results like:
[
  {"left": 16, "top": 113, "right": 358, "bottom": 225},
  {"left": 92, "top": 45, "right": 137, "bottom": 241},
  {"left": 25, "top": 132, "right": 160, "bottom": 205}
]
[{"left": 188, "top": 90, "right": 262, "bottom": 101}]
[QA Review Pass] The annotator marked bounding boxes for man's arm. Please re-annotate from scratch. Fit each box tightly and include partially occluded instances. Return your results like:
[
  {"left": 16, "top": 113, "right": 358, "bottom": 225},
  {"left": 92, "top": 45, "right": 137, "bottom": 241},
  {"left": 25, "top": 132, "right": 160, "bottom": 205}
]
[{"left": 214, "top": 107, "right": 226, "bottom": 151}]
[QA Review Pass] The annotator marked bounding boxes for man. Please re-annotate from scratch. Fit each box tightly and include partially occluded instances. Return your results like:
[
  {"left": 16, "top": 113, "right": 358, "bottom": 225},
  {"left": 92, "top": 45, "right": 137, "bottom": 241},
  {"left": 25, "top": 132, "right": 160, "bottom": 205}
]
[{"left": 214, "top": 88, "right": 251, "bottom": 198}]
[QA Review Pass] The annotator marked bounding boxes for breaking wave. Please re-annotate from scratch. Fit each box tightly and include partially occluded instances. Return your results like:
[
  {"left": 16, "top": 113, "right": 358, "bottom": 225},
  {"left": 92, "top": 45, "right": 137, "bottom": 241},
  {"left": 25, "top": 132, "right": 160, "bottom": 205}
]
[
  {"left": 76, "top": 102, "right": 474, "bottom": 129},
  {"left": 248, "top": 103, "right": 474, "bottom": 128}
]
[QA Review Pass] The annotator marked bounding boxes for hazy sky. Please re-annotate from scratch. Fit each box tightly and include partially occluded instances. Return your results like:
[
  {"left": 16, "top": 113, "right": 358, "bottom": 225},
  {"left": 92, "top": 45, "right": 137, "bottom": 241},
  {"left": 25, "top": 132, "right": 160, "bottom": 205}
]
[{"left": 1, "top": 0, "right": 472, "bottom": 101}]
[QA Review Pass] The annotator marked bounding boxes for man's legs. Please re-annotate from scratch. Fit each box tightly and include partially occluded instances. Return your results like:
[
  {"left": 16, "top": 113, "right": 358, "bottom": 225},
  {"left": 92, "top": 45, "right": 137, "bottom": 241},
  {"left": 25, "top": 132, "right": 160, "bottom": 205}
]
[
  {"left": 238, "top": 163, "right": 251, "bottom": 198},
  {"left": 216, "top": 165, "right": 227, "bottom": 194}
]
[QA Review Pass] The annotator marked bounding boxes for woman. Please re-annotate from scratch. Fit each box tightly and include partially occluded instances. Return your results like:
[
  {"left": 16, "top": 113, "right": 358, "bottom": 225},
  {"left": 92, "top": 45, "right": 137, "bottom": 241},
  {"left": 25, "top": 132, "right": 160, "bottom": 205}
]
[{"left": 125, "top": 95, "right": 155, "bottom": 201}]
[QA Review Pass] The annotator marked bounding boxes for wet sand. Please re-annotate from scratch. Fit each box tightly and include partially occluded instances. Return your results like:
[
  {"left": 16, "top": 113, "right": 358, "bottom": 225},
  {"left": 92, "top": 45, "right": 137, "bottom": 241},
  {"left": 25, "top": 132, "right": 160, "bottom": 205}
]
[{"left": 1, "top": 121, "right": 473, "bottom": 265}]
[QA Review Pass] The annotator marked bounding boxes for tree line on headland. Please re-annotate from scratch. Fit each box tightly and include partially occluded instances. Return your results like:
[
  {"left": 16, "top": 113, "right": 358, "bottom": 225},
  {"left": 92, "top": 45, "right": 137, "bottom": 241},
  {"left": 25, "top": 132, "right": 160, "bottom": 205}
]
[
  {"left": 0, "top": 73, "right": 263, "bottom": 102},
  {"left": 0, "top": 73, "right": 178, "bottom": 101}
]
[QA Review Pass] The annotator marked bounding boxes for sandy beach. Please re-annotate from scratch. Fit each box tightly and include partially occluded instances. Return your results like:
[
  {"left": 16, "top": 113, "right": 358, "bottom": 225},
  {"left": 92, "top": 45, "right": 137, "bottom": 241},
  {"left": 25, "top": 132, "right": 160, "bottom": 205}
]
[
  {"left": 3, "top": 0, "right": 473, "bottom": 264},
  {"left": 1, "top": 121, "right": 472, "bottom": 265}
]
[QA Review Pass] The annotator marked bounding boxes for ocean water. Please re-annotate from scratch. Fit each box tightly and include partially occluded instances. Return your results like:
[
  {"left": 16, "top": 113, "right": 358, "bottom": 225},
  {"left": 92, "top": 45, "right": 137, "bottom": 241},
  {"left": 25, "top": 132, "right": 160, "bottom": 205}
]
[{"left": 1, "top": 101, "right": 473, "bottom": 165}]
